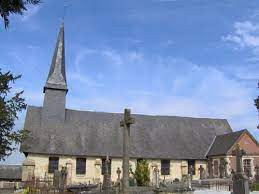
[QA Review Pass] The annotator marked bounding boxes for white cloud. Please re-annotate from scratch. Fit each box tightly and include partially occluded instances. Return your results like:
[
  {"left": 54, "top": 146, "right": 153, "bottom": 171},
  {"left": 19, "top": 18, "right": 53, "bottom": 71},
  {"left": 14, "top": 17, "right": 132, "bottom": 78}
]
[
  {"left": 223, "top": 21, "right": 259, "bottom": 60},
  {"left": 70, "top": 72, "right": 104, "bottom": 87}
]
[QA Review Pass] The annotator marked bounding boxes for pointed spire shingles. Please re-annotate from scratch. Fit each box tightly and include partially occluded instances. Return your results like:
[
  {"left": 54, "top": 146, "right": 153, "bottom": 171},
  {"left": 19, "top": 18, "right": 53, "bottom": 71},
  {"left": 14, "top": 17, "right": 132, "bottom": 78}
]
[{"left": 44, "top": 22, "right": 68, "bottom": 93}]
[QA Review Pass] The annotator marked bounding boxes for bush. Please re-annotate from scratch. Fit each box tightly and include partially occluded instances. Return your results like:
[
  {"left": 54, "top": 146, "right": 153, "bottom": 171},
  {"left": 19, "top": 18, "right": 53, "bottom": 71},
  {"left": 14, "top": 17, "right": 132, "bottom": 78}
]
[{"left": 131, "top": 160, "right": 150, "bottom": 186}]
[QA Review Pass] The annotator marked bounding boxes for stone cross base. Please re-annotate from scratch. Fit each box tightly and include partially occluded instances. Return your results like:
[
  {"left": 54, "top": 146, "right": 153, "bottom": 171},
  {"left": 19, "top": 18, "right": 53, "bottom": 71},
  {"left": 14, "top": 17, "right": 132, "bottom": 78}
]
[{"left": 232, "top": 179, "right": 249, "bottom": 194}]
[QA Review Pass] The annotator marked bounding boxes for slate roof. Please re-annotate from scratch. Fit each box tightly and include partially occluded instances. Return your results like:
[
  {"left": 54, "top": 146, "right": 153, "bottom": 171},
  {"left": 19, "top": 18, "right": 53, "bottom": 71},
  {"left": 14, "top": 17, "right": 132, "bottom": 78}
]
[
  {"left": 21, "top": 106, "right": 232, "bottom": 160},
  {"left": 0, "top": 165, "right": 22, "bottom": 180},
  {"left": 206, "top": 129, "right": 245, "bottom": 156},
  {"left": 44, "top": 22, "right": 67, "bottom": 93}
]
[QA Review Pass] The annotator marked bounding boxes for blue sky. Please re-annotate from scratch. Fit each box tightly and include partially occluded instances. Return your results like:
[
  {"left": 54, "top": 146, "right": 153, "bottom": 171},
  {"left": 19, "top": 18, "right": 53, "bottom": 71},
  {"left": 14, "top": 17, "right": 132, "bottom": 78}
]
[{"left": 0, "top": 0, "right": 258, "bottom": 164}]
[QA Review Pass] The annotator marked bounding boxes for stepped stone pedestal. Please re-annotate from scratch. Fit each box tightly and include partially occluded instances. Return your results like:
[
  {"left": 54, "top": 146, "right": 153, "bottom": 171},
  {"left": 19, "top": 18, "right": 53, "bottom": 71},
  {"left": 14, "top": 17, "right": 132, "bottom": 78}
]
[{"left": 231, "top": 145, "right": 249, "bottom": 194}]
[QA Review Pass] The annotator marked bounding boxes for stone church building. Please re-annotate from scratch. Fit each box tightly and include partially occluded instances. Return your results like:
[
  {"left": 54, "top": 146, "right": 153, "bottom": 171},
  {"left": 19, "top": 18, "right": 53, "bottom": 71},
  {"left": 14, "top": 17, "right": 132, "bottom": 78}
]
[{"left": 20, "top": 23, "right": 259, "bottom": 185}]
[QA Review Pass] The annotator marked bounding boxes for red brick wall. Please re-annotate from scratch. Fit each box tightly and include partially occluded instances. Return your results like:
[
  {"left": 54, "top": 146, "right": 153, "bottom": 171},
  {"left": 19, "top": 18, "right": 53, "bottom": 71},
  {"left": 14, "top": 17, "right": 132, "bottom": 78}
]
[{"left": 229, "top": 133, "right": 259, "bottom": 155}]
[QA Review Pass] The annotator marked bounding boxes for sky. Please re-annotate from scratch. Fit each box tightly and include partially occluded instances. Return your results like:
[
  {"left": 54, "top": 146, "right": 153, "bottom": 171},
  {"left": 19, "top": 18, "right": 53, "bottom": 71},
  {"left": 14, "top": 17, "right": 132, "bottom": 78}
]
[{"left": 0, "top": 0, "right": 258, "bottom": 164}]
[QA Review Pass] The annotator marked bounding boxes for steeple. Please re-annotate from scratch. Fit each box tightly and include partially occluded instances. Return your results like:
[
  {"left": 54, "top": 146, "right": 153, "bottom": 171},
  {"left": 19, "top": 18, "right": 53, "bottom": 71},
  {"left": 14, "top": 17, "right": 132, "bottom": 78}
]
[
  {"left": 42, "top": 22, "right": 67, "bottom": 123},
  {"left": 44, "top": 22, "right": 67, "bottom": 93}
]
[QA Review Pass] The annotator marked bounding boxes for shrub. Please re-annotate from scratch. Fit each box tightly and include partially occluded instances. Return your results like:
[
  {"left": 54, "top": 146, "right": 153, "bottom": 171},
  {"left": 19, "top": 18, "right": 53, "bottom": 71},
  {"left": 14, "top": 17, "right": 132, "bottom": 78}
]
[{"left": 131, "top": 160, "right": 150, "bottom": 186}]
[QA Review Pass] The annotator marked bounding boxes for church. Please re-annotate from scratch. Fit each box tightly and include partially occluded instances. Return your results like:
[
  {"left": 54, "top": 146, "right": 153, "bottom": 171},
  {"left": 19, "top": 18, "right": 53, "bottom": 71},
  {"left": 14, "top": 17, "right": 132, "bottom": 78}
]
[{"left": 20, "top": 23, "right": 259, "bottom": 185}]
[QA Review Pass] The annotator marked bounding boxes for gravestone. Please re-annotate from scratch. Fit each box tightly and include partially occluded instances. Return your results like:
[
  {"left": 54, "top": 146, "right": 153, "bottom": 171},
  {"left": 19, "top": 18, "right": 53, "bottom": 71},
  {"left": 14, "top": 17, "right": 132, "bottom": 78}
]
[
  {"left": 102, "top": 156, "right": 112, "bottom": 190},
  {"left": 53, "top": 170, "right": 61, "bottom": 189},
  {"left": 231, "top": 145, "right": 249, "bottom": 194},
  {"left": 120, "top": 108, "right": 135, "bottom": 194},
  {"left": 198, "top": 165, "right": 205, "bottom": 180},
  {"left": 53, "top": 167, "right": 67, "bottom": 192},
  {"left": 255, "top": 165, "right": 259, "bottom": 183}
]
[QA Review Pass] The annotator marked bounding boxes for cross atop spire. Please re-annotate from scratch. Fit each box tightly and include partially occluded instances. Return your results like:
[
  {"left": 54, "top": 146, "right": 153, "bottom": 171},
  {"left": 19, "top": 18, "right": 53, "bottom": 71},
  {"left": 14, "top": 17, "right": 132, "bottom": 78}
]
[{"left": 44, "top": 21, "right": 68, "bottom": 93}]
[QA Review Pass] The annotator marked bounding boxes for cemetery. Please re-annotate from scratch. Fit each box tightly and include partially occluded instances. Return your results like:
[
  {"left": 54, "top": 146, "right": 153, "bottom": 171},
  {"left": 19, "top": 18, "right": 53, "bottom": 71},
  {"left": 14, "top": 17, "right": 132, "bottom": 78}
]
[
  {"left": 0, "top": 2, "right": 258, "bottom": 194},
  {"left": 0, "top": 20, "right": 257, "bottom": 194}
]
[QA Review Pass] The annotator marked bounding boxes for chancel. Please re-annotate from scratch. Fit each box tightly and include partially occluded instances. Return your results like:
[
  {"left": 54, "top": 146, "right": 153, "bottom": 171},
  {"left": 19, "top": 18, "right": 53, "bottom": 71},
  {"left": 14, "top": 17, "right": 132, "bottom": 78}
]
[{"left": 20, "top": 23, "right": 259, "bottom": 185}]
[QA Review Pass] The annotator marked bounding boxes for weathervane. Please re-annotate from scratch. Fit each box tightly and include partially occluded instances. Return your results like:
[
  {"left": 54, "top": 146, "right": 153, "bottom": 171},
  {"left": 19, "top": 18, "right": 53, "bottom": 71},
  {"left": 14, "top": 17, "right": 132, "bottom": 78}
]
[{"left": 62, "top": 0, "right": 71, "bottom": 22}]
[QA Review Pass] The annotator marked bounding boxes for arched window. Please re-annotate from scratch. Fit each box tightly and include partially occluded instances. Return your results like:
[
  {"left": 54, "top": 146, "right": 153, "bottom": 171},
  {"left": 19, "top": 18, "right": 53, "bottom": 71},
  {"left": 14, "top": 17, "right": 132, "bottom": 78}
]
[
  {"left": 214, "top": 160, "right": 219, "bottom": 176},
  {"left": 243, "top": 159, "right": 252, "bottom": 177}
]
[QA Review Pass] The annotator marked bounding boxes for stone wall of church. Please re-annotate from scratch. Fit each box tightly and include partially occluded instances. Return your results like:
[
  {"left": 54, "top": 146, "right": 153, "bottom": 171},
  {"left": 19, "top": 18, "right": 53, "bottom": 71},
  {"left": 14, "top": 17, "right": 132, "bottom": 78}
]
[{"left": 24, "top": 154, "right": 206, "bottom": 185}]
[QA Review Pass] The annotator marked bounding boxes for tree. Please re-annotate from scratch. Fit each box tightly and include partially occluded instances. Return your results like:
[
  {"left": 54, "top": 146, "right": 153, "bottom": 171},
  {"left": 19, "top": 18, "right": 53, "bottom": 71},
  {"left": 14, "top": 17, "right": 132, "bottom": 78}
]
[
  {"left": 0, "top": 0, "right": 41, "bottom": 28},
  {"left": 130, "top": 160, "right": 150, "bottom": 186},
  {"left": 0, "top": 70, "right": 26, "bottom": 160}
]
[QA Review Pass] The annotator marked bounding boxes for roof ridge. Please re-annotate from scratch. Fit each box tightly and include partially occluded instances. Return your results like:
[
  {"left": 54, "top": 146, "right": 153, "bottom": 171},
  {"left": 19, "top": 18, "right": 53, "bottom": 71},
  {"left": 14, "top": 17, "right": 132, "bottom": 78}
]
[{"left": 65, "top": 108, "right": 229, "bottom": 120}]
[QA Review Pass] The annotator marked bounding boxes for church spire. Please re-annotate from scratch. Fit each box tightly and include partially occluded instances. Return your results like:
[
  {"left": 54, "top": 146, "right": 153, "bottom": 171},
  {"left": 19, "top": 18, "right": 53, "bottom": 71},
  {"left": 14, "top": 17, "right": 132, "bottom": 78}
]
[{"left": 44, "top": 21, "right": 68, "bottom": 93}]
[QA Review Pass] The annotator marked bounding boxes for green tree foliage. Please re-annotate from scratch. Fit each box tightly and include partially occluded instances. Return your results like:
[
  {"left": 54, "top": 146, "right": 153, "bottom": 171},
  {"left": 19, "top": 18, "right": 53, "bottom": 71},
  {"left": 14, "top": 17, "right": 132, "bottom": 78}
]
[
  {"left": 131, "top": 160, "right": 150, "bottom": 186},
  {"left": 0, "top": 0, "right": 41, "bottom": 28},
  {"left": 0, "top": 70, "right": 26, "bottom": 160}
]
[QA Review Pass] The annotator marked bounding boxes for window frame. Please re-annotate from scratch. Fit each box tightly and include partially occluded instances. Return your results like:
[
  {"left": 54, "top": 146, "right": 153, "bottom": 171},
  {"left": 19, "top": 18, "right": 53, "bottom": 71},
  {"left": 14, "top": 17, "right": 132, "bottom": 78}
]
[
  {"left": 76, "top": 158, "right": 86, "bottom": 175},
  {"left": 188, "top": 160, "right": 196, "bottom": 175},
  {"left": 243, "top": 159, "right": 252, "bottom": 177},
  {"left": 48, "top": 157, "right": 59, "bottom": 173},
  {"left": 213, "top": 160, "right": 219, "bottom": 176},
  {"left": 161, "top": 159, "right": 170, "bottom": 175}
]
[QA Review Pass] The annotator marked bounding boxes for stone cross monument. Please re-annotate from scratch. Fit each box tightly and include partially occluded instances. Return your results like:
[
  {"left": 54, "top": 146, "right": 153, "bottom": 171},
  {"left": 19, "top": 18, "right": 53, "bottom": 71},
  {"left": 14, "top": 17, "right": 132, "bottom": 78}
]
[
  {"left": 102, "top": 155, "right": 112, "bottom": 190},
  {"left": 120, "top": 109, "right": 135, "bottom": 194},
  {"left": 231, "top": 145, "right": 249, "bottom": 194}
]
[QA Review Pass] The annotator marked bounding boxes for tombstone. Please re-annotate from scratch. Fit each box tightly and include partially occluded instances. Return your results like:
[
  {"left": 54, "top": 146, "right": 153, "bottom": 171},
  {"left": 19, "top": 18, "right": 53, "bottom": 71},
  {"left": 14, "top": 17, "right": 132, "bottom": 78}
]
[
  {"left": 154, "top": 167, "right": 160, "bottom": 189},
  {"left": 231, "top": 145, "right": 250, "bottom": 194},
  {"left": 53, "top": 170, "right": 61, "bottom": 189},
  {"left": 255, "top": 165, "right": 259, "bottom": 183},
  {"left": 219, "top": 158, "right": 228, "bottom": 178},
  {"left": 120, "top": 108, "right": 135, "bottom": 194},
  {"left": 198, "top": 165, "right": 205, "bottom": 180},
  {"left": 102, "top": 156, "right": 112, "bottom": 190}
]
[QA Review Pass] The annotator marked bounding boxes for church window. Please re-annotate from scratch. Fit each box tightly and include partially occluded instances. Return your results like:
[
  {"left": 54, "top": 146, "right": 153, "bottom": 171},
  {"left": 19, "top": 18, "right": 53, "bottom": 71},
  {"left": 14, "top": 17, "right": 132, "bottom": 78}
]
[
  {"left": 161, "top": 160, "right": 170, "bottom": 175},
  {"left": 102, "top": 158, "right": 111, "bottom": 175},
  {"left": 48, "top": 157, "right": 59, "bottom": 173},
  {"left": 243, "top": 159, "right": 252, "bottom": 177},
  {"left": 213, "top": 160, "right": 219, "bottom": 176},
  {"left": 76, "top": 158, "right": 86, "bottom": 175},
  {"left": 188, "top": 160, "right": 196, "bottom": 175}
]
